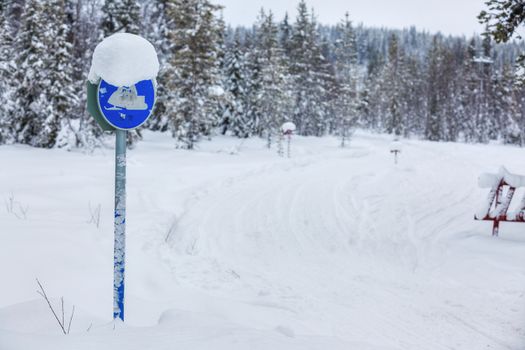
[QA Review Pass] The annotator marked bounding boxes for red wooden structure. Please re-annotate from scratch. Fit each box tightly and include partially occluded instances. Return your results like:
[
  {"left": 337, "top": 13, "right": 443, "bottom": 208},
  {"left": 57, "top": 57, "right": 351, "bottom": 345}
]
[{"left": 475, "top": 167, "right": 525, "bottom": 236}]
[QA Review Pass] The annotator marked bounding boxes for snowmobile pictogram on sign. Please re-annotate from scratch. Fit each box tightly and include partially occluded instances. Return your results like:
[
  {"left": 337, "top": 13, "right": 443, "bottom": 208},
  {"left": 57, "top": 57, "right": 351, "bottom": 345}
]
[
  {"left": 97, "top": 79, "right": 156, "bottom": 130},
  {"left": 106, "top": 85, "right": 148, "bottom": 111}
]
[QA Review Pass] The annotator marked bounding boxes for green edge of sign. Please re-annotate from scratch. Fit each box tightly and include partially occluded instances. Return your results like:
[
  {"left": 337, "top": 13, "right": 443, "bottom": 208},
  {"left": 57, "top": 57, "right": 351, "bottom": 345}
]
[{"left": 86, "top": 81, "right": 115, "bottom": 131}]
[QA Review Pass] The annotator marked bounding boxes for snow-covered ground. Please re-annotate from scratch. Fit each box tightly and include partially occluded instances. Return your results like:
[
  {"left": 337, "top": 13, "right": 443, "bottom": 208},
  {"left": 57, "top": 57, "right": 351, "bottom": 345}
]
[{"left": 1, "top": 131, "right": 524, "bottom": 349}]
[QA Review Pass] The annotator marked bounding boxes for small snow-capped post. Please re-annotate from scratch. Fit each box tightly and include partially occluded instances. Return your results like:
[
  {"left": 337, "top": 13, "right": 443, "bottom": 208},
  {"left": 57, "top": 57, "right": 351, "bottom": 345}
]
[
  {"left": 281, "top": 122, "right": 296, "bottom": 158},
  {"left": 86, "top": 33, "right": 159, "bottom": 322},
  {"left": 389, "top": 139, "right": 402, "bottom": 165}
]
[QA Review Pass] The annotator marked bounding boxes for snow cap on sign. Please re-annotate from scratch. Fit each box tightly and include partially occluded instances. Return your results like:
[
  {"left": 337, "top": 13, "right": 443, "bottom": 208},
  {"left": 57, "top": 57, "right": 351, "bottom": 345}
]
[
  {"left": 281, "top": 122, "right": 296, "bottom": 133},
  {"left": 88, "top": 33, "right": 159, "bottom": 87}
]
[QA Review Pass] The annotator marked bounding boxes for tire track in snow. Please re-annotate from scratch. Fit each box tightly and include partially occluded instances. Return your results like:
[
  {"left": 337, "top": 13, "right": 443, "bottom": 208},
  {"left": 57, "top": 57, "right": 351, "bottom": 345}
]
[{"left": 159, "top": 135, "right": 523, "bottom": 349}]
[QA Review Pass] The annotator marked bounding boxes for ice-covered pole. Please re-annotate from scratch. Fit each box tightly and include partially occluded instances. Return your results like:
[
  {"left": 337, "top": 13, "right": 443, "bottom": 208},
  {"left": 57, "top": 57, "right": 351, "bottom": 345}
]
[
  {"left": 287, "top": 134, "right": 291, "bottom": 158},
  {"left": 390, "top": 139, "right": 402, "bottom": 165},
  {"left": 113, "top": 130, "right": 126, "bottom": 320},
  {"left": 281, "top": 122, "right": 296, "bottom": 159}
]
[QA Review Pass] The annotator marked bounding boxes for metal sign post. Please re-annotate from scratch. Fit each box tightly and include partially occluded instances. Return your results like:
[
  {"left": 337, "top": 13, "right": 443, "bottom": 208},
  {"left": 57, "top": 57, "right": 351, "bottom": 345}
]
[
  {"left": 390, "top": 149, "right": 400, "bottom": 164},
  {"left": 87, "top": 78, "right": 156, "bottom": 322},
  {"left": 286, "top": 133, "right": 292, "bottom": 158},
  {"left": 101, "top": 79, "right": 155, "bottom": 321},
  {"left": 389, "top": 140, "right": 402, "bottom": 165},
  {"left": 113, "top": 129, "right": 127, "bottom": 320},
  {"left": 281, "top": 122, "right": 296, "bottom": 158}
]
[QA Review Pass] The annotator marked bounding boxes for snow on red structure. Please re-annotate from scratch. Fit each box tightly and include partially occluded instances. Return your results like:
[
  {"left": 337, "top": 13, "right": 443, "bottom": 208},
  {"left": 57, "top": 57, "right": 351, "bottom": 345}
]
[
  {"left": 281, "top": 122, "right": 296, "bottom": 136},
  {"left": 475, "top": 166, "right": 525, "bottom": 236}
]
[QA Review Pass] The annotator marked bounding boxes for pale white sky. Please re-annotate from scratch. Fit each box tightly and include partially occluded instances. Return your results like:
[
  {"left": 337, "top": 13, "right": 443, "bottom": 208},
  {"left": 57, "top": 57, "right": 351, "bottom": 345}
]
[{"left": 214, "top": 0, "right": 487, "bottom": 36}]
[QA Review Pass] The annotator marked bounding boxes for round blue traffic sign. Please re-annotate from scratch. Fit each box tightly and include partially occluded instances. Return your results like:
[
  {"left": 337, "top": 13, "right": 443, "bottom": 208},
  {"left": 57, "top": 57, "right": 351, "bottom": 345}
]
[{"left": 97, "top": 79, "right": 156, "bottom": 130}]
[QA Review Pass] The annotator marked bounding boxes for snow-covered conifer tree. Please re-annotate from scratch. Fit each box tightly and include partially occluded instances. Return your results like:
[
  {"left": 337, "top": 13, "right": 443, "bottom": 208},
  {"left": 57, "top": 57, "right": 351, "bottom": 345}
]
[
  {"left": 479, "top": 33, "right": 496, "bottom": 141},
  {"left": 8, "top": 0, "right": 79, "bottom": 148},
  {"left": 361, "top": 48, "right": 384, "bottom": 131},
  {"left": 460, "top": 38, "right": 480, "bottom": 142},
  {"left": 3, "top": 0, "right": 26, "bottom": 37},
  {"left": 42, "top": 0, "right": 78, "bottom": 148},
  {"left": 101, "top": 0, "right": 141, "bottom": 36},
  {"left": 143, "top": 0, "right": 171, "bottom": 59},
  {"left": 401, "top": 55, "right": 425, "bottom": 137},
  {"left": 380, "top": 33, "right": 405, "bottom": 137},
  {"left": 11, "top": 0, "right": 53, "bottom": 147},
  {"left": 165, "top": 0, "right": 224, "bottom": 149},
  {"left": 425, "top": 35, "right": 444, "bottom": 141},
  {"left": 144, "top": 0, "right": 173, "bottom": 132},
  {"left": 256, "top": 9, "right": 292, "bottom": 147},
  {"left": 0, "top": 5, "right": 16, "bottom": 144},
  {"left": 279, "top": 12, "right": 292, "bottom": 57},
  {"left": 66, "top": 0, "right": 107, "bottom": 150},
  {"left": 222, "top": 30, "right": 250, "bottom": 137},
  {"left": 461, "top": 36, "right": 494, "bottom": 143},
  {"left": 289, "top": 1, "right": 330, "bottom": 136},
  {"left": 333, "top": 13, "right": 359, "bottom": 147},
  {"left": 496, "top": 64, "right": 523, "bottom": 145},
  {"left": 244, "top": 43, "right": 263, "bottom": 137}
]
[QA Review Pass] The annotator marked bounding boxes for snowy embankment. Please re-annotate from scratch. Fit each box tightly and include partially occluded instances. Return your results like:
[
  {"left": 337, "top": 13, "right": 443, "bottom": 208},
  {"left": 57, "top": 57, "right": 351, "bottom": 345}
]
[{"left": 0, "top": 131, "right": 524, "bottom": 350}]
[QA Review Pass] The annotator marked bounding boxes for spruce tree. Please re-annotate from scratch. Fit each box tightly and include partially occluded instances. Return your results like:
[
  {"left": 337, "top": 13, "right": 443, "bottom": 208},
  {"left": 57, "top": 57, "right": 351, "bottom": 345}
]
[
  {"left": 0, "top": 0, "right": 27, "bottom": 144},
  {"left": 3, "top": 0, "right": 26, "bottom": 37},
  {"left": 361, "top": 48, "right": 384, "bottom": 131},
  {"left": 222, "top": 30, "right": 250, "bottom": 137},
  {"left": 11, "top": 0, "right": 53, "bottom": 147},
  {"left": 497, "top": 64, "right": 522, "bottom": 144},
  {"left": 402, "top": 56, "right": 425, "bottom": 137},
  {"left": 425, "top": 35, "right": 444, "bottom": 141},
  {"left": 480, "top": 33, "right": 496, "bottom": 141},
  {"left": 244, "top": 42, "right": 263, "bottom": 137},
  {"left": 440, "top": 48, "right": 461, "bottom": 142},
  {"left": 279, "top": 12, "right": 292, "bottom": 57},
  {"left": 144, "top": 0, "right": 171, "bottom": 59},
  {"left": 101, "top": 0, "right": 141, "bottom": 36},
  {"left": 461, "top": 38, "right": 480, "bottom": 142},
  {"left": 146, "top": 0, "right": 174, "bottom": 132},
  {"left": 479, "top": 0, "right": 525, "bottom": 83},
  {"left": 464, "top": 35, "right": 494, "bottom": 143},
  {"left": 318, "top": 35, "right": 338, "bottom": 136},
  {"left": 165, "top": 0, "right": 223, "bottom": 149},
  {"left": 289, "top": 1, "right": 330, "bottom": 136},
  {"left": 334, "top": 13, "right": 359, "bottom": 146},
  {"left": 42, "top": 0, "right": 78, "bottom": 148},
  {"left": 8, "top": 0, "right": 78, "bottom": 148},
  {"left": 69, "top": 0, "right": 106, "bottom": 150},
  {"left": 0, "top": 5, "right": 16, "bottom": 144},
  {"left": 256, "top": 9, "right": 292, "bottom": 147},
  {"left": 383, "top": 33, "right": 404, "bottom": 137}
]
